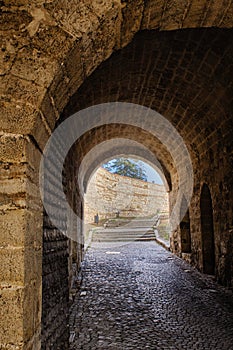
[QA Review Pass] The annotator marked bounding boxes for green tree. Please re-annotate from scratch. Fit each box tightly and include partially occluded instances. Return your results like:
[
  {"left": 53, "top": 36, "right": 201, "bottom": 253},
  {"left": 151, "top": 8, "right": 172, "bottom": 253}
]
[{"left": 102, "top": 158, "right": 148, "bottom": 181}]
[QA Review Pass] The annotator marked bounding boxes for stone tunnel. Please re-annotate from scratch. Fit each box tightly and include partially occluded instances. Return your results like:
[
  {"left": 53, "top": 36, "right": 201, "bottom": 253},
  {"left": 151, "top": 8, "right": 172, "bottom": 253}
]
[{"left": 1, "top": 0, "right": 233, "bottom": 349}]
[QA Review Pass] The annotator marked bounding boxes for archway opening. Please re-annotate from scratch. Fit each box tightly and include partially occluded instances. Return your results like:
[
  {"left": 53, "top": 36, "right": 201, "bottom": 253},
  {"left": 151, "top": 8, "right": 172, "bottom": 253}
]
[
  {"left": 180, "top": 196, "right": 191, "bottom": 254},
  {"left": 180, "top": 209, "right": 191, "bottom": 253},
  {"left": 200, "top": 184, "right": 215, "bottom": 275},
  {"left": 83, "top": 156, "right": 170, "bottom": 246},
  {"left": 38, "top": 24, "right": 233, "bottom": 348}
]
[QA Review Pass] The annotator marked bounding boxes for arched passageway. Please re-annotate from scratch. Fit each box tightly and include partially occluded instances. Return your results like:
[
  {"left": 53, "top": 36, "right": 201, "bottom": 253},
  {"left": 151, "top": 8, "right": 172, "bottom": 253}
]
[
  {"left": 201, "top": 184, "right": 215, "bottom": 275},
  {"left": 1, "top": 1, "right": 233, "bottom": 349},
  {"left": 40, "top": 27, "right": 233, "bottom": 347}
]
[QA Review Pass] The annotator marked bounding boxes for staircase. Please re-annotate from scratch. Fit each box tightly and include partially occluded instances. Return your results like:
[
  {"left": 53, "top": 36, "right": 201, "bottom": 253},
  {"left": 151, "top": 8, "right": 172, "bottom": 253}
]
[{"left": 92, "top": 216, "right": 158, "bottom": 242}]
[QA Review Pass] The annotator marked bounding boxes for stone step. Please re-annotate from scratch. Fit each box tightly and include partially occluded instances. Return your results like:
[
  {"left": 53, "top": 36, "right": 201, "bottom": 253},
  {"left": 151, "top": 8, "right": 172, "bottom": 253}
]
[
  {"left": 91, "top": 215, "right": 158, "bottom": 242},
  {"left": 104, "top": 216, "right": 158, "bottom": 228},
  {"left": 104, "top": 223, "right": 156, "bottom": 229},
  {"left": 96, "top": 228, "right": 155, "bottom": 234},
  {"left": 93, "top": 231, "right": 155, "bottom": 238},
  {"left": 92, "top": 235, "right": 155, "bottom": 242},
  {"left": 93, "top": 238, "right": 155, "bottom": 242},
  {"left": 122, "top": 222, "right": 156, "bottom": 228},
  {"left": 92, "top": 229, "right": 155, "bottom": 242}
]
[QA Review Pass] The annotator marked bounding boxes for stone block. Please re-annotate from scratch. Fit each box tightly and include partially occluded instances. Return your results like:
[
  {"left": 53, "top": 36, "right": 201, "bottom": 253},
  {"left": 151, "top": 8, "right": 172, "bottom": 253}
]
[
  {"left": 141, "top": 0, "right": 164, "bottom": 29},
  {"left": 0, "top": 99, "right": 37, "bottom": 135},
  {"left": 0, "top": 286, "right": 24, "bottom": 347},
  {"left": 11, "top": 46, "right": 58, "bottom": 89},
  {"left": 23, "top": 279, "right": 42, "bottom": 341},
  {"left": 0, "top": 74, "right": 46, "bottom": 108},
  {"left": 0, "top": 130, "right": 45, "bottom": 177},
  {"left": 0, "top": 134, "right": 28, "bottom": 163},
  {"left": 29, "top": 22, "right": 73, "bottom": 60},
  {"left": 45, "top": 0, "right": 99, "bottom": 38},
  {"left": 121, "top": 0, "right": 144, "bottom": 47},
  {"left": 0, "top": 281, "right": 41, "bottom": 349},
  {"left": 0, "top": 208, "right": 42, "bottom": 248},
  {"left": 0, "top": 34, "right": 17, "bottom": 76},
  {"left": 0, "top": 248, "right": 25, "bottom": 284},
  {"left": 0, "top": 175, "right": 42, "bottom": 211},
  {"left": 0, "top": 243, "right": 42, "bottom": 285}
]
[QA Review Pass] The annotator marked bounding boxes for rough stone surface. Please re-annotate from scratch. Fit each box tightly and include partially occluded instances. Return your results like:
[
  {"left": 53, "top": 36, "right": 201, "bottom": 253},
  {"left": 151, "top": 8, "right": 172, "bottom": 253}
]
[
  {"left": 70, "top": 241, "right": 233, "bottom": 350},
  {"left": 1, "top": 1, "right": 233, "bottom": 349},
  {"left": 41, "top": 214, "right": 70, "bottom": 350},
  {"left": 41, "top": 144, "right": 84, "bottom": 349},
  {"left": 0, "top": 135, "right": 42, "bottom": 349}
]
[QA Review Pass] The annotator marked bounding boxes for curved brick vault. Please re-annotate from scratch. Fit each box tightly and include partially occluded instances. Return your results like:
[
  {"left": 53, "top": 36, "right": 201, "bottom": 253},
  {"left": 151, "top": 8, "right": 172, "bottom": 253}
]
[
  {"left": 78, "top": 138, "right": 170, "bottom": 193},
  {"left": 1, "top": 1, "right": 233, "bottom": 349},
  {"left": 74, "top": 124, "right": 175, "bottom": 191}
]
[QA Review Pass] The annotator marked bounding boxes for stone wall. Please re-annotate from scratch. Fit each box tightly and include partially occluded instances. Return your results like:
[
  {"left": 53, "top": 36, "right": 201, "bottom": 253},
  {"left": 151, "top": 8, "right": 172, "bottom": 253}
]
[
  {"left": 41, "top": 140, "right": 84, "bottom": 349},
  {"left": 0, "top": 133, "right": 43, "bottom": 349},
  {"left": 42, "top": 215, "right": 69, "bottom": 350},
  {"left": 84, "top": 167, "right": 169, "bottom": 223}
]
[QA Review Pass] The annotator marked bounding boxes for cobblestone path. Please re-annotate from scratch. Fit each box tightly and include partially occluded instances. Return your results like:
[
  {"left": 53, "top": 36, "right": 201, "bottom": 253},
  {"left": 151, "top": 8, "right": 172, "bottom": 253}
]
[{"left": 70, "top": 242, "right": 233, "bottom": 350}]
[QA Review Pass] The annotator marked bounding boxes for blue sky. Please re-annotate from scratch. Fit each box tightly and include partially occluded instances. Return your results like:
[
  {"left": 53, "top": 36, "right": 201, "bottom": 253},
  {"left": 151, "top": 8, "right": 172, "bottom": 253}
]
[
  {"left": 102, "top": 158, "right": 163, "bottom": 184},
  {"left": 143, "top": 162, "right": 163, "bottom": 184}
]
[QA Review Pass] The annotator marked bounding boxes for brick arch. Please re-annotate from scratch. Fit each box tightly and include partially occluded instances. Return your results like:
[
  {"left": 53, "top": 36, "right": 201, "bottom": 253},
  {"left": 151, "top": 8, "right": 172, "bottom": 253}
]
[
  {"left": 73, "top": 123, "right": 175, "bottom": 192},
  {"left": 62, "top": 28, "right": 232, "bottom": 163},
  {"left": 41, "top": 1, "right": 233, "bottom": 129},
  {"left": 58, "top": 27, "right": 233, "bottom": 285},
  {"left": 77, "top": 138, "right": 170, "bottom": 193},
  {"left": 62, "top": 114, "right": 182, "bottom": 233}
]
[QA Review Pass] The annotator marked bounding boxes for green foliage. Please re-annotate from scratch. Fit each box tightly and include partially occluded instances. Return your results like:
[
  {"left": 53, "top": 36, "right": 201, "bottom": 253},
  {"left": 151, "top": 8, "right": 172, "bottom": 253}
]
[{"left": 102, "top": 158, "right": 148, "bottom": 181}]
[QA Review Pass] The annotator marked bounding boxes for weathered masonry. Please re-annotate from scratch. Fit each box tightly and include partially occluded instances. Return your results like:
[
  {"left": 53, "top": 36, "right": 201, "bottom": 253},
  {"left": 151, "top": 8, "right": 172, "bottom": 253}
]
[
  {"left": 84, "top": 167, "right": 169, "bottom": 222},
  {"left": 0, "top": 1, "right": 233, "bottom": 349}
]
